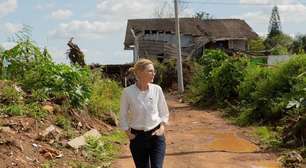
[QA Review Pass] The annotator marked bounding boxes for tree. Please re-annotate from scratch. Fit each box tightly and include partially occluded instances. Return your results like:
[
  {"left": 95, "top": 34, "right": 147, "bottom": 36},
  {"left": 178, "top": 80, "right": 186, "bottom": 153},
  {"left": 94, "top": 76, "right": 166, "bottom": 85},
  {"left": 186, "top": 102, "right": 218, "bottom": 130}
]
[
  {"left": 153, "top": 0, "right": 188, "bottom": 18},
  {"left": 267, "top": 6, "right": 282, "bottom": 38},
  {"left": 0, "top": 44, "right": 4, "bottom": 78},
  {"left": 248, "top": 37, "right": 265, "bottom": 51},
  {"left": 0, "top": 44, "right": 4, "bottom": 53},
  {"left": 66, "top": 37, "right": 86, "bottom": 67},
  {"left": 194, "top": 11, "right": 213, "bottom": 20},
  {"left": 266, "top": 33, "right": 293, "bottom": 54},
  {"left": 289, "top": 34, "right": 306, "bottom": 54},
  {"left": 264, "top": 6, "right": 293, "bottom": 52}
]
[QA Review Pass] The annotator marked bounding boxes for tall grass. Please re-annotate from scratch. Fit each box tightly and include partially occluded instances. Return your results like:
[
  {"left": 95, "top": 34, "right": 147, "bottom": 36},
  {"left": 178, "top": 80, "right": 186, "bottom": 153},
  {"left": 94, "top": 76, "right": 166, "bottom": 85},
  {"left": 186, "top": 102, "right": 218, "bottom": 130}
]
[{"left": 88, "top": 71, "right": 122, "bottom": 117}]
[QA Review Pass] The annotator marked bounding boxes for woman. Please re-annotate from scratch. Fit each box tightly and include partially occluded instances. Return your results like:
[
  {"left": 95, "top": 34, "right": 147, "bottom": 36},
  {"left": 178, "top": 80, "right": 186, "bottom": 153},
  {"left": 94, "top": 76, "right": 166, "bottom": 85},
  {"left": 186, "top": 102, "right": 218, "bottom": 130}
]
[{"left": 119, "top": 58, "right": 169, "bottom": 168}]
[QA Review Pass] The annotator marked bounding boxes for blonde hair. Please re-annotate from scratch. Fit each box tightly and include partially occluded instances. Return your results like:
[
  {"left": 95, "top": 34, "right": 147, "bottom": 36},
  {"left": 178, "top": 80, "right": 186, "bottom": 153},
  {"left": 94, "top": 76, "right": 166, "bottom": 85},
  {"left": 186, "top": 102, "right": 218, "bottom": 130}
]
[{"left": 128, "top": 58, "right": 153, "bottom": 78}]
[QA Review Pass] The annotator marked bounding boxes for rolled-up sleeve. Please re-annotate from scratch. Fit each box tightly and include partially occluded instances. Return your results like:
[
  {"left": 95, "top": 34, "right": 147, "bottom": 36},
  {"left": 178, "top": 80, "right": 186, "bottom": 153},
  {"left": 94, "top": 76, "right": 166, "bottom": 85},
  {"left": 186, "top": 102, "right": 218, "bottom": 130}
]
[
  {"left": 158, "top": 87, "right": 169, "bottom": 124},
  {"left": 119, "top": 89, "right": 129, "bottom": 131}
]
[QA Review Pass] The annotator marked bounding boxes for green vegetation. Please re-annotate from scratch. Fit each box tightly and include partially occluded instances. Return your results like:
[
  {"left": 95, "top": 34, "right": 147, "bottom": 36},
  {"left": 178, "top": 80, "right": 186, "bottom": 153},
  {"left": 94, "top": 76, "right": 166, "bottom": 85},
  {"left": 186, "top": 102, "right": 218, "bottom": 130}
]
[
  {"left": 41, "top": 161, "right": 56, "bottom": 168},
  {"left": 0, "top": 102, "right": 47, "bottom": 119},
  {"left": 153, "top": 59, "right": 197, "bottom": 90},
  {"left": 0, "top": 80, "right": 24, "bottom": 104},
  {"left": 187, "top": 49, "right": 246, "bottom": 106},
  {"left": 88, "top": 74, "right": 122, "bottom": 116},
  {"left": 0, "top": 32, "right": 124, "bottom": 166},
  {"left": 194, "top": 11, "right": 214, "bottom": 20},
  {"left": 255, "top": 127, "right": 282, "bottom": 148},
  {"left": 187, "top": 49, "right": 306, "bottom": 152},
  {"left": 84, "top": 130, "right": 126, "bottom": 167},
  {"left": 0, "top": 37, "right": 92, "bottom": 108},
  {"left": 248, "top": 37, "right": 265, "bottom": 52},
  {"left": 22, "top": 62, "right": 92, "bottom": 108},
  {"left": 55, "top": 115, "right": 72, "bottom": 130},
  {"left": 68, "top": 161, "right": 96, "bottom": 168},
  {"left": 290, "top": 34, "right": 306, "bottom": 54}
]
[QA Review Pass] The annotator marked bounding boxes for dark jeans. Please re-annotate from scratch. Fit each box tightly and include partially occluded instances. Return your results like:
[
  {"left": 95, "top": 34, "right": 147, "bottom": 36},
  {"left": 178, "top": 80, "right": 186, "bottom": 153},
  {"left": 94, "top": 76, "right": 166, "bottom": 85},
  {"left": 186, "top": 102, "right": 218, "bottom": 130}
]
[{"left": 130, "top": 127, "right": 166, "bottom": 168}]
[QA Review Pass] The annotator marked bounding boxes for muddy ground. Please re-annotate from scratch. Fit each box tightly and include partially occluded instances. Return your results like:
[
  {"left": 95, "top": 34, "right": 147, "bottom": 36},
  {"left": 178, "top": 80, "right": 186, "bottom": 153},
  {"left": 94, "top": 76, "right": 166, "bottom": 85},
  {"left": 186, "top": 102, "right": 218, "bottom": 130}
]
[{"left": 112, "top": 95, "right": 280, "bottom": 168}]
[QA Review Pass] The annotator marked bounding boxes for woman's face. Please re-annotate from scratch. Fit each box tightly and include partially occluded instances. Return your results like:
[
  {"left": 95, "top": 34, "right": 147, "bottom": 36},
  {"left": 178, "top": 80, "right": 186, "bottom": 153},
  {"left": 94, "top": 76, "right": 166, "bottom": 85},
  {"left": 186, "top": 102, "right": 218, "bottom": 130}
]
[{"left": 137, "top": 64, "right": 155, "bottom": 83}]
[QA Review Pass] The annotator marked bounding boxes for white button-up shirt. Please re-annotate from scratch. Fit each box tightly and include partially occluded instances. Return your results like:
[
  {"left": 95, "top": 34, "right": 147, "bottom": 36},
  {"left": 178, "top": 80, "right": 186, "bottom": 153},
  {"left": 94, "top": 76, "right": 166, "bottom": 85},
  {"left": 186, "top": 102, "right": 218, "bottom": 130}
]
[{"left": 119, "top": 83, "right": 169, "bottom": 131}]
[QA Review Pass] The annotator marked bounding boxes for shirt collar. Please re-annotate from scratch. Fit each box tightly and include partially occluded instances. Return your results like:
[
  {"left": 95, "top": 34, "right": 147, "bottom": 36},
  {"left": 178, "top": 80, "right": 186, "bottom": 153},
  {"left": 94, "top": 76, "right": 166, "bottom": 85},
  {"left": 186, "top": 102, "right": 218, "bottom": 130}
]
[{"left": 134, "top": 83, "right": 151, "bottom": 93}]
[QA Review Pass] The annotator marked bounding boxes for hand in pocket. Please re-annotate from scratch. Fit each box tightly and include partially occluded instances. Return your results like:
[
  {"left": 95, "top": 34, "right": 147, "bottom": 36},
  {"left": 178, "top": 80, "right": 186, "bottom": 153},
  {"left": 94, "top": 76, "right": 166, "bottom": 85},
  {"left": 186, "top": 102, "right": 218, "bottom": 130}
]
[
  {"left": 126, "top": 130, "right": 136, "bottom": 140},
  {"left": 152, "top": 125, "right": 165, "bottom": 136}
]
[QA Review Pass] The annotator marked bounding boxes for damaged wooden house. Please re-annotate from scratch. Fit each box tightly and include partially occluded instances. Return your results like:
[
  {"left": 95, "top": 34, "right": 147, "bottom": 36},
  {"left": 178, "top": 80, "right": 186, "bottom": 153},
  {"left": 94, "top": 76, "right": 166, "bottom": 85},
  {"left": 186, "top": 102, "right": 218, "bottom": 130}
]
[{"left": 124, "top": 18, "right": 258, "bottom": 61}]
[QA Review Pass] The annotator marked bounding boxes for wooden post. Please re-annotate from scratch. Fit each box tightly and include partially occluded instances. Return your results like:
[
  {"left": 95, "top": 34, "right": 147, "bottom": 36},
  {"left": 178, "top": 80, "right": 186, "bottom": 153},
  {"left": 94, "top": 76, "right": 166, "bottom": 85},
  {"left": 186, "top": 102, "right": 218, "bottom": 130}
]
[{"left": 131, "top": 29, "right": 140, "bottom": 62}]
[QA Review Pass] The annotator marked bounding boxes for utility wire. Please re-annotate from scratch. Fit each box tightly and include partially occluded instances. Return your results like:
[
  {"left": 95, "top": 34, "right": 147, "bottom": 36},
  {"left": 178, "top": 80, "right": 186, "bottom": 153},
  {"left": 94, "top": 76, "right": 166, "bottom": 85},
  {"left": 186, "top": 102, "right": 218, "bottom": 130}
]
[{"left": 180, "top": 0, "right": 306, "bottom": 6}]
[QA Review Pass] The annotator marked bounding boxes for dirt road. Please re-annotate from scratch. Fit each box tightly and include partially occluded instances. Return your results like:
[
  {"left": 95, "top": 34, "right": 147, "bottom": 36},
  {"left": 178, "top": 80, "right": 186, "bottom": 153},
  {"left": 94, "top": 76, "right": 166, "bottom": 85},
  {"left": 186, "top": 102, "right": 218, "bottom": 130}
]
[{"left": 112, "top": 96, "right": 280, "bottom": 168}]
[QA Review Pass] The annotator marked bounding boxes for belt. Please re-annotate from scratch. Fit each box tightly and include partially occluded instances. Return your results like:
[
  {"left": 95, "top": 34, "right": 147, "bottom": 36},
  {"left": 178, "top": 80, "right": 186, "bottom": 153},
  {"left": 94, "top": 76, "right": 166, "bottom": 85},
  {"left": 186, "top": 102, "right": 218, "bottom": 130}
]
[{"left": 131, "top": 124, "right": 160, "bottom": 135}]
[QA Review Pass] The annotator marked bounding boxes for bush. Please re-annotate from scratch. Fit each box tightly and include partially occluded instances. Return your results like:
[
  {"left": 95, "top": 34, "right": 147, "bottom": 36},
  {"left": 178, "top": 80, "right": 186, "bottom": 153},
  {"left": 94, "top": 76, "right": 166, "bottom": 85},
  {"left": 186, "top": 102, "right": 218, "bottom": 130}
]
[
  {"left": 238, "top": 54, "right": 306, "bottom": 124},
  {"left": 239, "top": 65, "right": 271, "bottom": 102},
  {"left": 1, "top": 39, "right": 52, "bottom": 80},
  {"left": 153, "top": 59, "right": 176, "bottom": 89},
  {"left": 271, "top": 44, "right": 288, "bottom": 55},
  {"left": 0, "top": 102, "right": 47, "bottom": 119},
  {"left": 0, "top": 80, "right": 24, "bottom": 104},
  {"left": 30, "top": 89, "right": 49, "bottom": 102},
  {"left": 255, "top": 126, "right": 282, "bottom": 148},
  {"left": 154, "top": 59, "right": 198, "bottom": 90},
  {"left": 197, "top": 49, "right": 228, "bottom": 71},
  {"left": 249, "top": 37, "right": 265, "bottom": 51},
  {"left": 187, "top": 49, "right": 249, "bottom": 106},
  {"left": 187, "top": 49, "right": 229, "bottom": 105},
  {"left": 21, "top": 63, "right": 92, "bottom": 108},
  {"left": 88, "top": 74, "right": 122, "bottom": 117},
  {"left": 211, "top": 57, "right": 249, "bottom": 103},
  {"left": 1, "top": 37, "right": 92, "bottom": 108},
  {"left": 264, "top": 33, "right": 293, "bottom": 51}
]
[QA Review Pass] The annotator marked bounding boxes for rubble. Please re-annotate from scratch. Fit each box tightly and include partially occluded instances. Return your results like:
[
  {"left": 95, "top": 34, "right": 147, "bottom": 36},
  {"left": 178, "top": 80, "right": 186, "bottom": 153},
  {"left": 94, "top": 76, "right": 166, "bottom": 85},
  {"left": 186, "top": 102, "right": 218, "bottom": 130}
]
[
  {"left": 38, "top": 125, "right": 62, "bottom": 144},
  {"left": 68, "top": 129, "right": 101, "bottom": 149},
  {"left": 39, "top": 145, "right": 63, "bottom": 159},
  {"left": 2, "top": 117, "right": 36, "bottom": 132},
  {"left": 278, "top": 150, "right": 304, "bottom": 168},
  {"left": 0, "top": 126, "right": 15, "bottom": 134}
]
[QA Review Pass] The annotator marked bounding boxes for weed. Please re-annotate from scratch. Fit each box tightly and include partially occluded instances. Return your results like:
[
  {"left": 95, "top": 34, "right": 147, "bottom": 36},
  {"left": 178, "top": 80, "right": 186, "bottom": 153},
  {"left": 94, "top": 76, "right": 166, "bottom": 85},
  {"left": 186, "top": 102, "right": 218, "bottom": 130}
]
[
  {"left": 55, "top": 115, "right": 71, "bottom": 130},
  {"left": 41, "top": 160, "right": 55, "bottom": 168},
  {"left": 255, "top": 126, "right": 282, "bottom": 148},
  {"left": 25, "top": 102, "right": 48, "bottom": 119},
  {"left": 88, "top": 78, "right": 122, "bottom": 117},
  {"left": 68, "top": 161, "right": 96, "bottom": 168},
  {"left": 1, "top": 104, "right": 25, "bottom": 116},
  {"left": 0, "top": 80, "right": 24, "bottom": 104},
  {"left": 0, "top": 102, "right": 47, "bottom": 119},
  {"left": 84, "top": 130, "right": 126, "bottom": 167}
]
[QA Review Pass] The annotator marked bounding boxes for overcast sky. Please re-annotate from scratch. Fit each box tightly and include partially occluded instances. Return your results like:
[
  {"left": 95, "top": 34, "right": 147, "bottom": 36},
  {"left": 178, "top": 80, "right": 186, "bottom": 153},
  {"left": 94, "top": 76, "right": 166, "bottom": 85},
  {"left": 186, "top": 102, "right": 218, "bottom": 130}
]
[{"left": 0, "top": 0, "right": 306, "bottom": 64}]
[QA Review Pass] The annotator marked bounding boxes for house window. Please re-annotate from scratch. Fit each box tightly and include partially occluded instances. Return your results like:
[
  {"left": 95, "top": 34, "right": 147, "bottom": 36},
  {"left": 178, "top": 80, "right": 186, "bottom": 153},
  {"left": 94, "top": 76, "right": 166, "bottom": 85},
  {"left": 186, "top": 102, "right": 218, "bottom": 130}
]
[
  {"left": 144, "top": 30, "right": 150, "bottom": 34},
  {"left": 151, "top": 30, "right": 157, "bottom": 34},
  {"left": 229, "top": 40, "right": 234, "bottom": 49}
]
